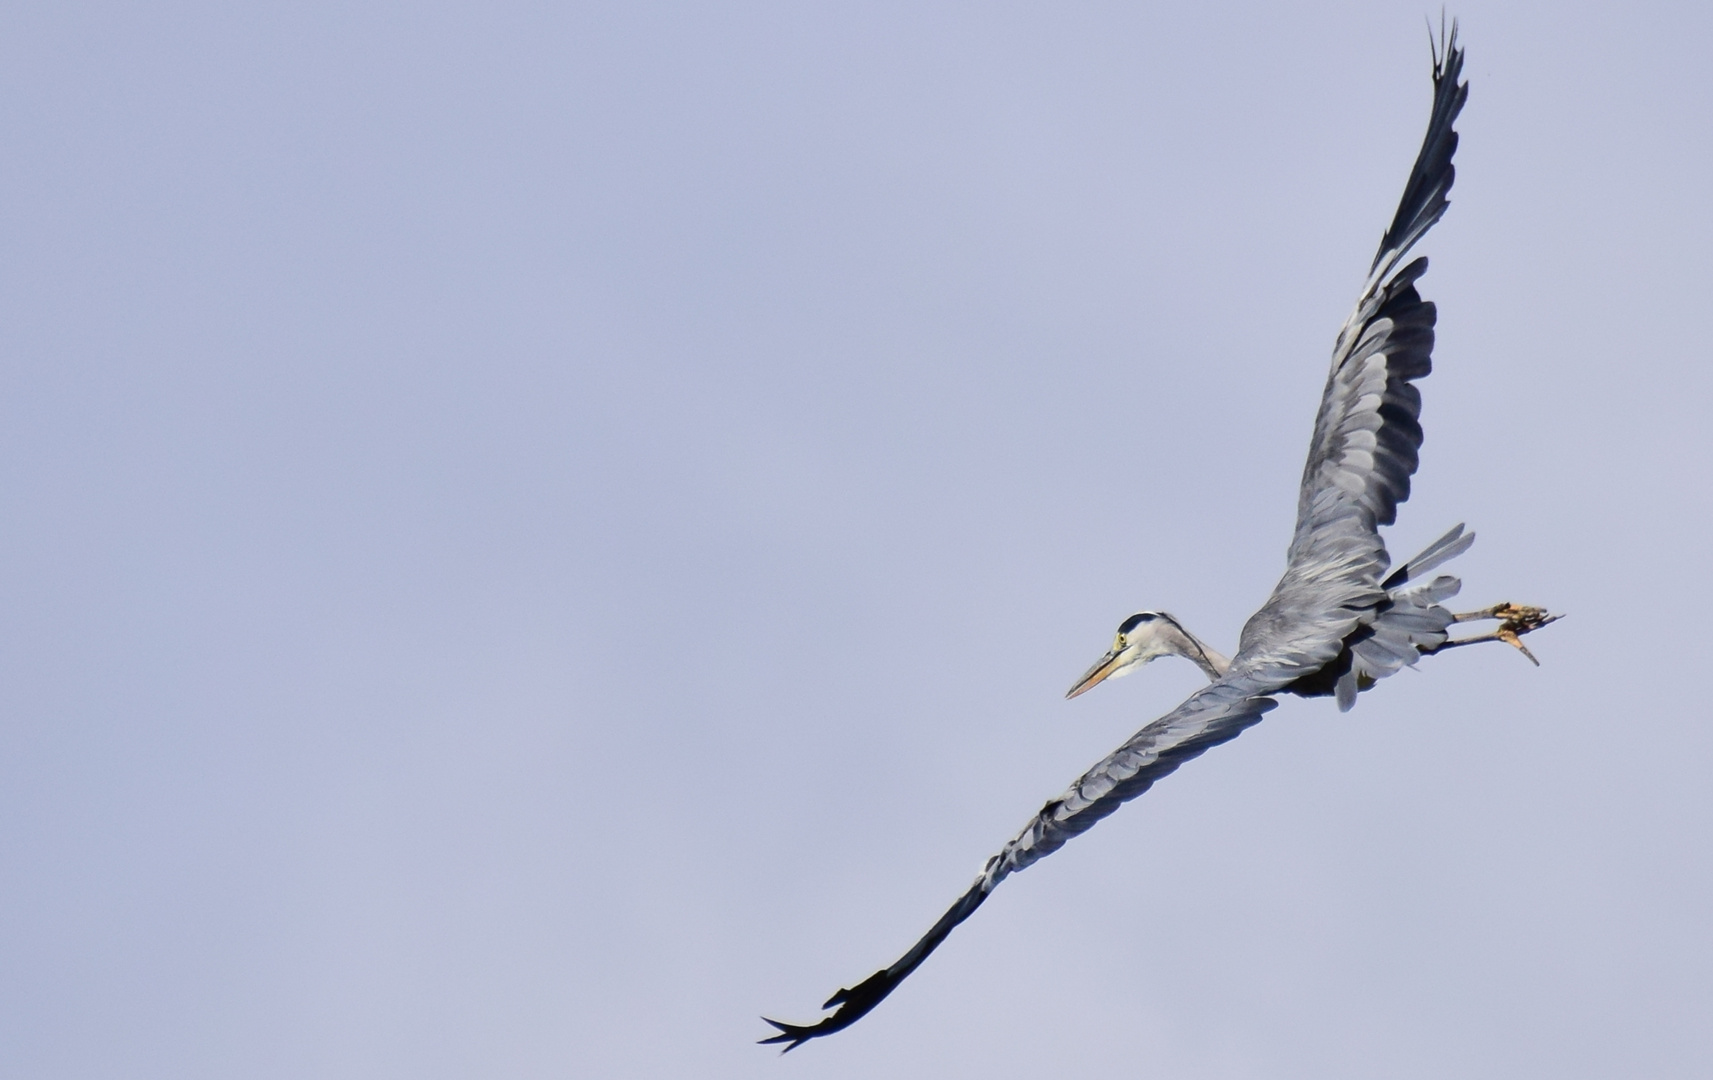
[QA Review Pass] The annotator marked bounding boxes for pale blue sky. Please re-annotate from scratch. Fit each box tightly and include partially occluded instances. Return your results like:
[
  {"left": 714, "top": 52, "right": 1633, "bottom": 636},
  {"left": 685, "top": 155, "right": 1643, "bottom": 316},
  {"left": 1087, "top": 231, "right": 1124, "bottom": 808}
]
[{"left": 2, "top": 3, "right": 1710, "bottom": 1077}]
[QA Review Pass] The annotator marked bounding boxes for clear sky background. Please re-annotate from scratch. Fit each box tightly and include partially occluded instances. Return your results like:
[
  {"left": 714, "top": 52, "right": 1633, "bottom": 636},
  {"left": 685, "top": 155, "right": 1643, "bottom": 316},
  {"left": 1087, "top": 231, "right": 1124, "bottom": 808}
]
[{"left": 2, "top": 3, "right": 1710, "bottom": 1078}]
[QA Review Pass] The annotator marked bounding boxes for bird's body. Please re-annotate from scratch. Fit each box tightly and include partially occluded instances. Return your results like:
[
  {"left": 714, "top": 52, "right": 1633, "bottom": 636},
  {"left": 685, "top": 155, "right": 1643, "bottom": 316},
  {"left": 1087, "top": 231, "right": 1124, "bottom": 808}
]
[{"left": 763, "top": 25, "right": 1556, "bottom": 1052}]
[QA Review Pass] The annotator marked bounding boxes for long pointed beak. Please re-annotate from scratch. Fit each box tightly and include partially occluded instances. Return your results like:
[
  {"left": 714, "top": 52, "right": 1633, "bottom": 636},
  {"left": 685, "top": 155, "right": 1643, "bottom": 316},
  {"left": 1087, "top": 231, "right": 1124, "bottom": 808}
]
[{"left": 1066, "top": 649, "right": 1125, "bottom": 700}]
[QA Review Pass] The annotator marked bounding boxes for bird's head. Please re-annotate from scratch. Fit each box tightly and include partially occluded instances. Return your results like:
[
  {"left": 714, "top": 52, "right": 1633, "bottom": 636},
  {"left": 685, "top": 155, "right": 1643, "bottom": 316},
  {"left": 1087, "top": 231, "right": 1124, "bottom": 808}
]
[
  {"left": 1065, "top": 612, "right": 1176, "bottom": 699},
  {"left": 1065, "top": 610, "right": 1230, "bottom": 698}
]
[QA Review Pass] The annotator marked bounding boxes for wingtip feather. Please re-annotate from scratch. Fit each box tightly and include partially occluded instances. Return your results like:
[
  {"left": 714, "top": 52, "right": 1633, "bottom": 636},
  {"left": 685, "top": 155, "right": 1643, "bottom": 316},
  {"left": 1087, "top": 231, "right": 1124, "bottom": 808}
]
[{"left": 757, "top": 1018, "right": 811, "bottom": 1052}]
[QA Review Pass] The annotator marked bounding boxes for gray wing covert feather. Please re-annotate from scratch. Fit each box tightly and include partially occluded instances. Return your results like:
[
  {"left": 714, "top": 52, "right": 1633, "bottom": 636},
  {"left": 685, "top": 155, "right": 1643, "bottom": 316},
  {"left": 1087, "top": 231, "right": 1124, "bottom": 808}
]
[{"left": 987, "top": 676, "right": 1280, "bottom": 886}]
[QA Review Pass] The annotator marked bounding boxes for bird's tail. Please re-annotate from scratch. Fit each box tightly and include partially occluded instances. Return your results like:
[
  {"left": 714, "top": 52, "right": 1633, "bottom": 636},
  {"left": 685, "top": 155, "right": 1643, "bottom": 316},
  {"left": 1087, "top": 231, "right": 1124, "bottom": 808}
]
[{"left": 1382, "top": 522, "right": 1474, "bottom": 591}]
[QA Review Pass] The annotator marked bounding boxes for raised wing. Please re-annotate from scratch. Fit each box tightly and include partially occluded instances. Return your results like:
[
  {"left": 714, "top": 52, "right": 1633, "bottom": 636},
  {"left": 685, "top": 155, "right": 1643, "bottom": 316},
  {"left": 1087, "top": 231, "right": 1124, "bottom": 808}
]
[
  {"left": 761, "top": 676, "right": 1279, "bottom": 1051},
  {"left": 1237, "top": 28, "right": 1467, "bottom": 676}
]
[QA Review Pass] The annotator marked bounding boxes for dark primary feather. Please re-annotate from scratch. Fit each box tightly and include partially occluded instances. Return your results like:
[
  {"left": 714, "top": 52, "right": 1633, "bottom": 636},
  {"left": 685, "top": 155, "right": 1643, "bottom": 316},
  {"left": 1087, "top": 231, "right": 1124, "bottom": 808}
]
[
  {"left": 762, "top": 27, "right": 1468, "bottom": 1051},
  {"left": 1372, "top": 24, "right": 1468, "bottom": 274},
  {"left": 759, "top": 881, "right": 990, "bottom": 1051},
  {"left": 761, "top": 679, "right": 1279, "bottom": 1051}
]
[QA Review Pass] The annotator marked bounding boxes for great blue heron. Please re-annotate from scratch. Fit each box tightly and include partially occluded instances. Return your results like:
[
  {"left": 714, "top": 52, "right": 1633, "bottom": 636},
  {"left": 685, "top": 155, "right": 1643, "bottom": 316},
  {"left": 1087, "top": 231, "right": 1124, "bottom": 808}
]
[{"left": 762, "top": 25, "right": 1555, "bottom": 1051}]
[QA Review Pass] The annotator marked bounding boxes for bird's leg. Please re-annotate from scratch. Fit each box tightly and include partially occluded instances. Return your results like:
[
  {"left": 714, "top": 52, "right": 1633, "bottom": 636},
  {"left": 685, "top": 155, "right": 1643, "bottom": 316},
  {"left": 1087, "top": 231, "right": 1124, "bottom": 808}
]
[
  {"left": 1449, "top": 602, "right": 1544, "bottom": 625},
  {"left": 1422, "top": 603, "right": 1561, "bottom": 666}
]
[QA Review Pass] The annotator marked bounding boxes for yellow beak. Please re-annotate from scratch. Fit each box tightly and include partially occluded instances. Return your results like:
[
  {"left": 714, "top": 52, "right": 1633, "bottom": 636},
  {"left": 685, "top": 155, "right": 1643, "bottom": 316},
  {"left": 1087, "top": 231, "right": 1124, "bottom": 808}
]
[{"left": 1065, "top": 649, "right": 1126, "bottom": 700}]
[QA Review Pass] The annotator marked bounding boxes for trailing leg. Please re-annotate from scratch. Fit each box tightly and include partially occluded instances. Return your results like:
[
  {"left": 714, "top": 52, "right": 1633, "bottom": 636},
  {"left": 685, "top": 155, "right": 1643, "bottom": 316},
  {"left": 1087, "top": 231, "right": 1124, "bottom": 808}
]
[{"left": 1423, "top": 603, "right": 1561, "bottom": 665}]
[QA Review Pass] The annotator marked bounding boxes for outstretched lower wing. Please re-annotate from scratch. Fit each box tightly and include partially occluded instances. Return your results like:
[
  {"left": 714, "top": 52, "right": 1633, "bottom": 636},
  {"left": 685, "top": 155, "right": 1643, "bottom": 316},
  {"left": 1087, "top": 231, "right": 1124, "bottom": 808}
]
[
  {"left": 760, "top": 676, "right": 1279, "bottom": 1051},
  {"left": 1238, "top": 27, "right": 1467, "bottom": 674}
]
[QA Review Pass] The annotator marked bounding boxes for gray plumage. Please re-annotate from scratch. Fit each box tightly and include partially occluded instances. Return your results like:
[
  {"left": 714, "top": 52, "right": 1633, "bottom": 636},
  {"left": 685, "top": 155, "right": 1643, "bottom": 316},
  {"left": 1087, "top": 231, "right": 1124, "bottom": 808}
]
[{"left": 763, "top": 27, "right": 1536, "bottom": 1052}]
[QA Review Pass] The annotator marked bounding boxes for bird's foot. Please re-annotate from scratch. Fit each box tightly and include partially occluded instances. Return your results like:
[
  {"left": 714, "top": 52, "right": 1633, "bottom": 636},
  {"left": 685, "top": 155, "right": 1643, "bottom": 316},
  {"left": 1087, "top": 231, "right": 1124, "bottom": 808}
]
[
  {"left": 1450, "top": 601, "right": 1548, "bottom": 625},
  {"left": 1432, "top": 603, "right": 1562, "bottom": 665}
]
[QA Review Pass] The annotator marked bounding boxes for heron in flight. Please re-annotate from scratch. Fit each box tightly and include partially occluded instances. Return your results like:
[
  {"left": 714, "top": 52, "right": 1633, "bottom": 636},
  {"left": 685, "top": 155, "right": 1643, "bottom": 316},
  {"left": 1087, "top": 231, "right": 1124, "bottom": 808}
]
[{"left": 762, "top": 25, "right": 1555, "bottom": 1051}]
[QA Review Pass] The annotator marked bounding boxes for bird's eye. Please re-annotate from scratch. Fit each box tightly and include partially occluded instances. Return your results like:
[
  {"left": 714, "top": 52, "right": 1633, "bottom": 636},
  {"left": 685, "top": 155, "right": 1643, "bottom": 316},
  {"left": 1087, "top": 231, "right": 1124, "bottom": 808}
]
[{"left": 1114, "top": 634, "right": 1127, "bottom": 651}]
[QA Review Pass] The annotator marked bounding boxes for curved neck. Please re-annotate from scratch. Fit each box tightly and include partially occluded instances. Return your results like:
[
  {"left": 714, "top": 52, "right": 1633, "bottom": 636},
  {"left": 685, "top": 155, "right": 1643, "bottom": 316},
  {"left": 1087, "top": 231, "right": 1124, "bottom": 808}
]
[{"left": 1157, "top": 615, "right": 1231, "bottom": 681}]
